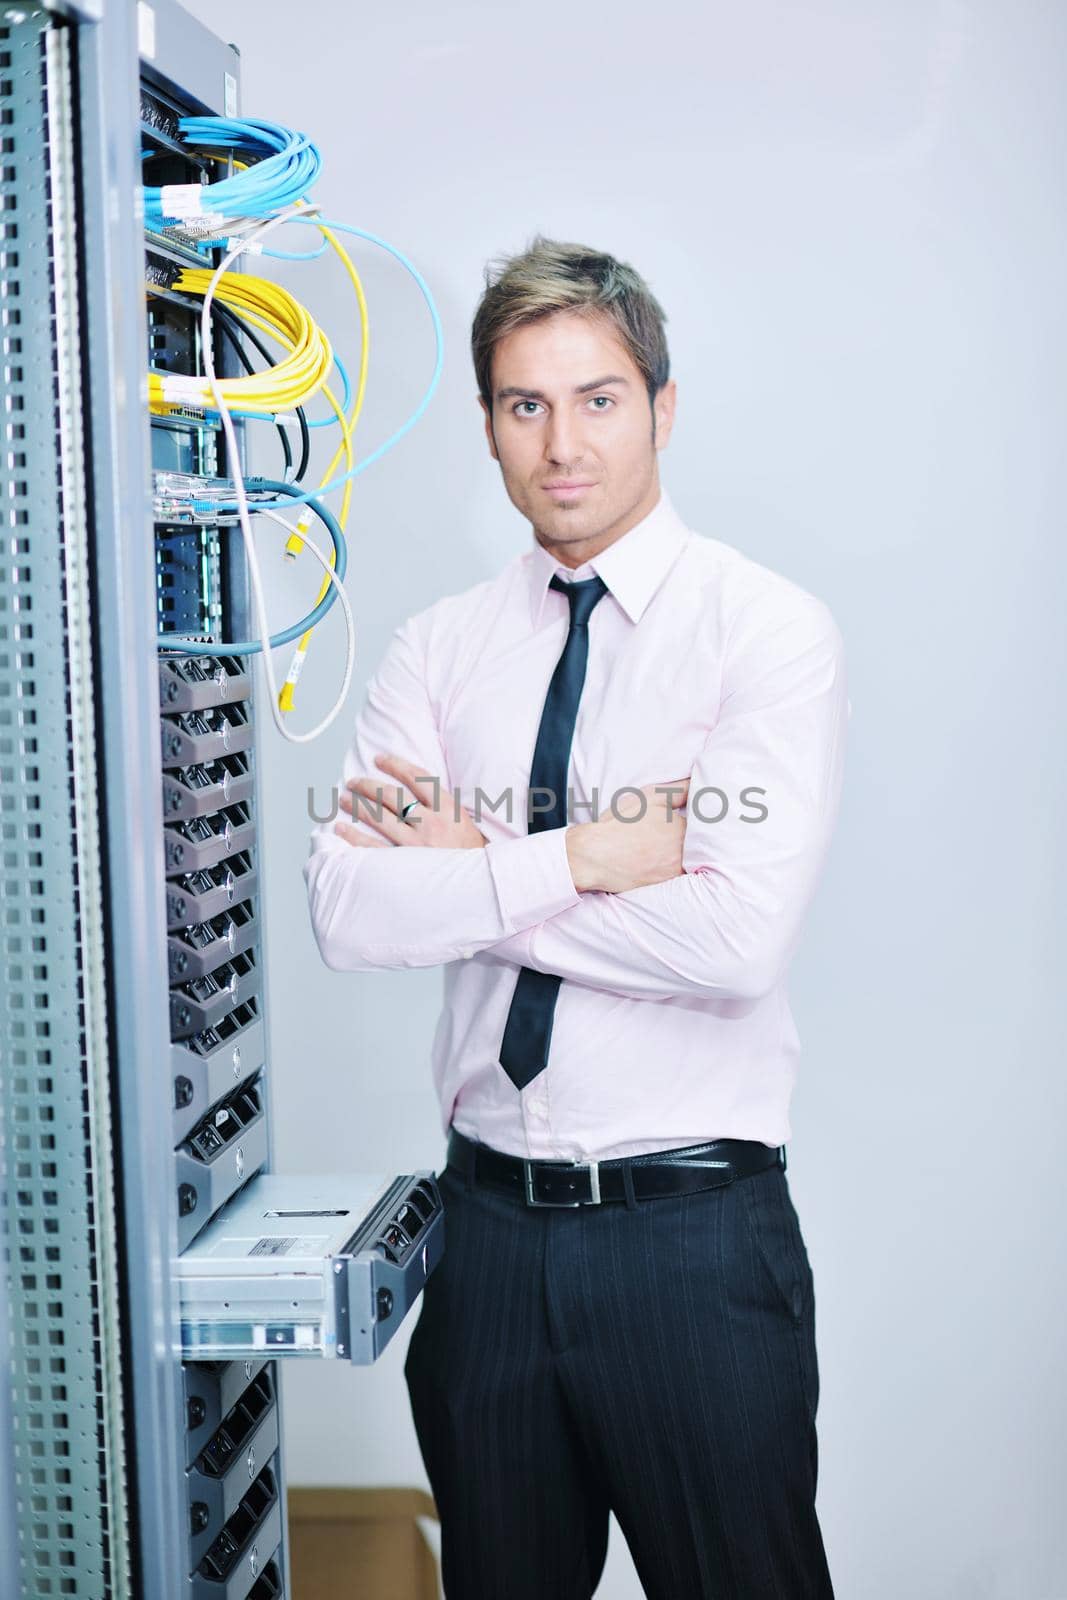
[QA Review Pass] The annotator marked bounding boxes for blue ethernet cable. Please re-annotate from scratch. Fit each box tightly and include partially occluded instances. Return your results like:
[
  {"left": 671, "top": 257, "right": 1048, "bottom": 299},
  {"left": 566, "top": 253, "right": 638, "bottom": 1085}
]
[
  {"left": 156, "top": 480, "right": 346, "bottom": 656},
  {"left": 143, "top": 116, "right": 323, "bottom": 230}
]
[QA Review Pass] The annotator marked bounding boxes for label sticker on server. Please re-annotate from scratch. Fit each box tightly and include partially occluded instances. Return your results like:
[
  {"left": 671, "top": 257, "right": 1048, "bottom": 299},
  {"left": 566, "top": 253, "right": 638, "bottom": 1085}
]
[{"left": 249, "top": 1237, "right": 298, "bottom": 1257}]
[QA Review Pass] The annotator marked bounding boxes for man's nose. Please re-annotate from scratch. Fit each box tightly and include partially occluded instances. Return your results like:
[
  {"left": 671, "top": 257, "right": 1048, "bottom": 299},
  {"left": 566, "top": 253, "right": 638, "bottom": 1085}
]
[{"left": 544, "top": 410, "right": 585, "bottom": 466}]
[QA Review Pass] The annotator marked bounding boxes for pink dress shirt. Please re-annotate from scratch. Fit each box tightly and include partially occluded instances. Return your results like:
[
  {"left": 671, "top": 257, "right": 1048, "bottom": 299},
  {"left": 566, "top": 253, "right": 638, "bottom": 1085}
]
[{"left": 303, "top": 487, "right": 849, "bottom": 1161}]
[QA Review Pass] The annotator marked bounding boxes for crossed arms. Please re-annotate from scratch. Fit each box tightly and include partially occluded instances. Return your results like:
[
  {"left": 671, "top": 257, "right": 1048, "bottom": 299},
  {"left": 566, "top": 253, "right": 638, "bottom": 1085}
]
[{"left": 303, "top": 589, "right": 849, "bottom": 1004}]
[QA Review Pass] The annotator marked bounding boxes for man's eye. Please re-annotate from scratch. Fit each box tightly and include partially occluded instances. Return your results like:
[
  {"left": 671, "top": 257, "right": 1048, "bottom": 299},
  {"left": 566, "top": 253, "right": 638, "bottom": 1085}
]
[{"left": 510, "top": 396, "right": 615, "bottom": 416}]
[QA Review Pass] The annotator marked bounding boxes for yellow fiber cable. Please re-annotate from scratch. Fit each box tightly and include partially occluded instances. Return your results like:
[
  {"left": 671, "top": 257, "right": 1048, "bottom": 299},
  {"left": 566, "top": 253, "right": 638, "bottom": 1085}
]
[{"left": 147, "top": 268, "right": 334, "bottom": 417}]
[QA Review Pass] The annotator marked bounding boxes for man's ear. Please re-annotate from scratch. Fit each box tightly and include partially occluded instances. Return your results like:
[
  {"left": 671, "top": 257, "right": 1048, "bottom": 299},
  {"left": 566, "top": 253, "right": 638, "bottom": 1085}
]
[
  {"left": 479, "top": 395, "right": 499, "bottom": 462},
  {"left": 653, "top": 378, "right": 677, "bottom": 452}
]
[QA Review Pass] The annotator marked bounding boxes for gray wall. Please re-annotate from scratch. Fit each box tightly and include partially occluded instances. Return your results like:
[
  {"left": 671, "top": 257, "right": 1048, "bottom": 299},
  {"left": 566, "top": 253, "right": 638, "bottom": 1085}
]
[{"left": 180, "top": 2, "right": 1067, "bottom": 1594}]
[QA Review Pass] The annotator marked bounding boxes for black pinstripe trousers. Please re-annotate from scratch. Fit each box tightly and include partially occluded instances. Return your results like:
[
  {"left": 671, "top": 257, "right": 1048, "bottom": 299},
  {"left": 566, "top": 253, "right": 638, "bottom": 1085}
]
[{"left": 404, "top": 1138, "right": 835, "bottom": 1600}]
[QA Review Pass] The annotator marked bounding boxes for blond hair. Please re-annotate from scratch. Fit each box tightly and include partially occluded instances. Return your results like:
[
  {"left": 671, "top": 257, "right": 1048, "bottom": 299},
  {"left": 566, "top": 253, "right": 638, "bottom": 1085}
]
[{"left": 471, "top": 234, "right": 670, "bottom": 422}]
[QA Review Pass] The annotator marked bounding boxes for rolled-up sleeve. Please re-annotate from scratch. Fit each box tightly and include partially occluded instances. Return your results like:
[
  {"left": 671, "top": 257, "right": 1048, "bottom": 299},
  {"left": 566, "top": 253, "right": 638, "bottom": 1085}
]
[
  {"left": 304, "top": 613, "right": 581, "bottom": 971},
  {"left": 485, "top": 591, "right": 849, "bottom": 1002}
]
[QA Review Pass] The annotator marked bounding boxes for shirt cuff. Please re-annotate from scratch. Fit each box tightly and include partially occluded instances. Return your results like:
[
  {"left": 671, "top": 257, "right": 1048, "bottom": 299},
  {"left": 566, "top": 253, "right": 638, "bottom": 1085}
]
[{"left": 485, "top": 828, "right": 581, "bottom": 932}]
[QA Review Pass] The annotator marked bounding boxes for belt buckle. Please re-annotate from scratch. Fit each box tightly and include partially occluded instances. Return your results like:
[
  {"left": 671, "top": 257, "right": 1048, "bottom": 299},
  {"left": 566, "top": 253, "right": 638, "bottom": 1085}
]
[{"left": 523, "top": 1157, "right": 601, "bottom": 1207}]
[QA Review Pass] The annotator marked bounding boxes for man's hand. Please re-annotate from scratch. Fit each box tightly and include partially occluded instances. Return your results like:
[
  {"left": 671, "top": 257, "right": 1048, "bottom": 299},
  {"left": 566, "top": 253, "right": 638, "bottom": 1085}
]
[
  {"left": 566, "top": 779, "right": 690, "bottom": 893},
  {"left": 335, "top": 753, "right": 488, "bottom": 850}
]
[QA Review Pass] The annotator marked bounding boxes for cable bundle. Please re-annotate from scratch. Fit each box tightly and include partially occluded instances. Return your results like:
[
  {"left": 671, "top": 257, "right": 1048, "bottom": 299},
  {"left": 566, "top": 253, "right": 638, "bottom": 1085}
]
[
  {"left": 148, "top": 267, "right": 333, "bottom": 418},
  {"left": 143, "top": 116, "right": 322, "bottom": 234},
  {"left": 143, "top": 114, "right": 444, "bottom": 738}
]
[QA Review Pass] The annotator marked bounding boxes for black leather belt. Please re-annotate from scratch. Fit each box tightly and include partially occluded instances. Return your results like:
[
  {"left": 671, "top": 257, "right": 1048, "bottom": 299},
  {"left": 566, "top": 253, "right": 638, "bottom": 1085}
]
[{"left": 446, "top": 1126, "right": 785, "bottom": 1208}]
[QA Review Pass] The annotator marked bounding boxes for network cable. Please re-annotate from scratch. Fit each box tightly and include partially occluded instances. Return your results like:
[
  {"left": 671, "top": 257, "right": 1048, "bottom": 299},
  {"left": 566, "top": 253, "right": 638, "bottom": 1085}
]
[
  {"left": 200, "top": 297, "right": 311, "bottom": 481},
  {"left": 145, "top": 129, "right": 440, "bottom": 521},
  {"left": 146, "top": 124, "right": 363, "bottom": 729},
  {"left": 143, "top": 117, "right": 322, "bottom": 233},
  {"left": 151, "top": 207, "right": 365, "bottom": 705},
  {"left": 199, "top": 182, "right": 372, "bottom": 710},
  {"left": 148, "top": 266, "right": 333, "bottom": 418},
  {"left": 213, "top": 214, "right": 442, "bottom": 519},
  {"left": 157, "top": 477, "right": 349, "bottom": 651},
  {"left": 163, "top": 139, "right": 369, "bottom": 720},
  {"left": 145, "top": 120, "right": 441, "bottom": 727},
  {"left": 190, "top": 204, "right": 360, "bottom": 742}
]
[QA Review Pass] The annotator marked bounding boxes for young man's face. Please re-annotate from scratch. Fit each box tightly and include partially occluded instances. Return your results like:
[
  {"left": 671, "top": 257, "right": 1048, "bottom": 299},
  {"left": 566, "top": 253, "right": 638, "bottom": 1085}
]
[{"left": 479, "top": 309, "right": 676, "bottom": 563}]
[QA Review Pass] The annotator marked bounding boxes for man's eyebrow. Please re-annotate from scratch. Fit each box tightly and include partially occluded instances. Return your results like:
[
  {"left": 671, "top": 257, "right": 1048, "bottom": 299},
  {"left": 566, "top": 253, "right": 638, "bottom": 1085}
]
[{"left": 495, "top": 374, "right": 632, "bottom": 402}]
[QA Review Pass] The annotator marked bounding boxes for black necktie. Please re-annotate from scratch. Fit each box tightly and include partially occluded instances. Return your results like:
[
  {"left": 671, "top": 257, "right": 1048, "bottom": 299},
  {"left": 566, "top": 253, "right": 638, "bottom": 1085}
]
[{"left": 498, "top": 571, "right": 610, "bottom": 1090}]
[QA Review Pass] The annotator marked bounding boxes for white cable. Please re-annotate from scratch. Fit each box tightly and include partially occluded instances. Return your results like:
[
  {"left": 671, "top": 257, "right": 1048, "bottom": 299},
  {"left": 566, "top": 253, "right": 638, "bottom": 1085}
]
[
  {"left": 197, "top": 203, "right": 358, "bottom": 743},
  {"left": 259, "top": 509, "right": 356, "bottom": 730}
]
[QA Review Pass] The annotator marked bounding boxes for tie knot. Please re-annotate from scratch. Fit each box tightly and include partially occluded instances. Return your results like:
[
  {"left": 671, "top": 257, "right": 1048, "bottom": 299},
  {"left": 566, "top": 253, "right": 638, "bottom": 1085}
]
[{"left": 549, "top": 572, "right": 609, "bottom": 628}]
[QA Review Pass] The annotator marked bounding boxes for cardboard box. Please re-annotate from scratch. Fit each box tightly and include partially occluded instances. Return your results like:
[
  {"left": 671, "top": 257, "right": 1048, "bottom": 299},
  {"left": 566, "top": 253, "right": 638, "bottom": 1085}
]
[{"left": 287, "top": 1486, "right": 440, "bottom": 1599}]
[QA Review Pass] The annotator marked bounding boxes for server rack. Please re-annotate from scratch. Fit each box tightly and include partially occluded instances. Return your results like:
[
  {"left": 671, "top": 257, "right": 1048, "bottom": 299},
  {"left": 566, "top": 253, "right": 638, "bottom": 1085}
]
[
  {"left": 141, "top": 21, "right": 291, "bottom": 1594},
  {"left": 0, "top": 4, "right": 443, "bottom": 1595},
  {"left": 0, "top": 6, "right": 145, "bottom": 1592}
]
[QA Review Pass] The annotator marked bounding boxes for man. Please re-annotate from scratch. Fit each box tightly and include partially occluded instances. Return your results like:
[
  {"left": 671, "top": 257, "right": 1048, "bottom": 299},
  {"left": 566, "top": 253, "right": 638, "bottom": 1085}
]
[{"left": 304, "top": 234, "right": 848, "bottom": 1599}]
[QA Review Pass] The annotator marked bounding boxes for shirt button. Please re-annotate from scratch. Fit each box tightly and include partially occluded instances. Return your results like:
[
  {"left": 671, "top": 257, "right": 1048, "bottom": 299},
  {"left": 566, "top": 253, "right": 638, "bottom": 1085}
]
[{"left": 460, "top": 948, "right": 473, "bottom": 959}]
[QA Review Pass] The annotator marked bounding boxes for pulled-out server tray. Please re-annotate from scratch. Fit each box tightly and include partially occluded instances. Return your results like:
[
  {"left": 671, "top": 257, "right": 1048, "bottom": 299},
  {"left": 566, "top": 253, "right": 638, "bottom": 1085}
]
[{"left": 175, "top": 1171, "right": 445, "bottom": 1365}]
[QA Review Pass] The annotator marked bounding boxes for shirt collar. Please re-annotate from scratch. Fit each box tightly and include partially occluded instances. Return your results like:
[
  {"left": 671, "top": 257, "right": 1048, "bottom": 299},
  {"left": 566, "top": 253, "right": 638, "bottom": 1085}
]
[{"left": 526, "top": 486, "right": 690, "bottom": 630}]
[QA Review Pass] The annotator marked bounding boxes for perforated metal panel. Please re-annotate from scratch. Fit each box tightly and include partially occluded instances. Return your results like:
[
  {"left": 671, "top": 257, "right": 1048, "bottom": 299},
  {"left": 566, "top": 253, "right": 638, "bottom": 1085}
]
[{"left": 0, "top": 10, "right": 129, "bottom": 1596}]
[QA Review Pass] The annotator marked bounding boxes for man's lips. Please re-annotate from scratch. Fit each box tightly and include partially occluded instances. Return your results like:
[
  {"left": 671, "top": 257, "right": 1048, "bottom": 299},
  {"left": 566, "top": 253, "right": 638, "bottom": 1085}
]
[{"left": 543, "top": 481, "right": 596, "bottom": 496}]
